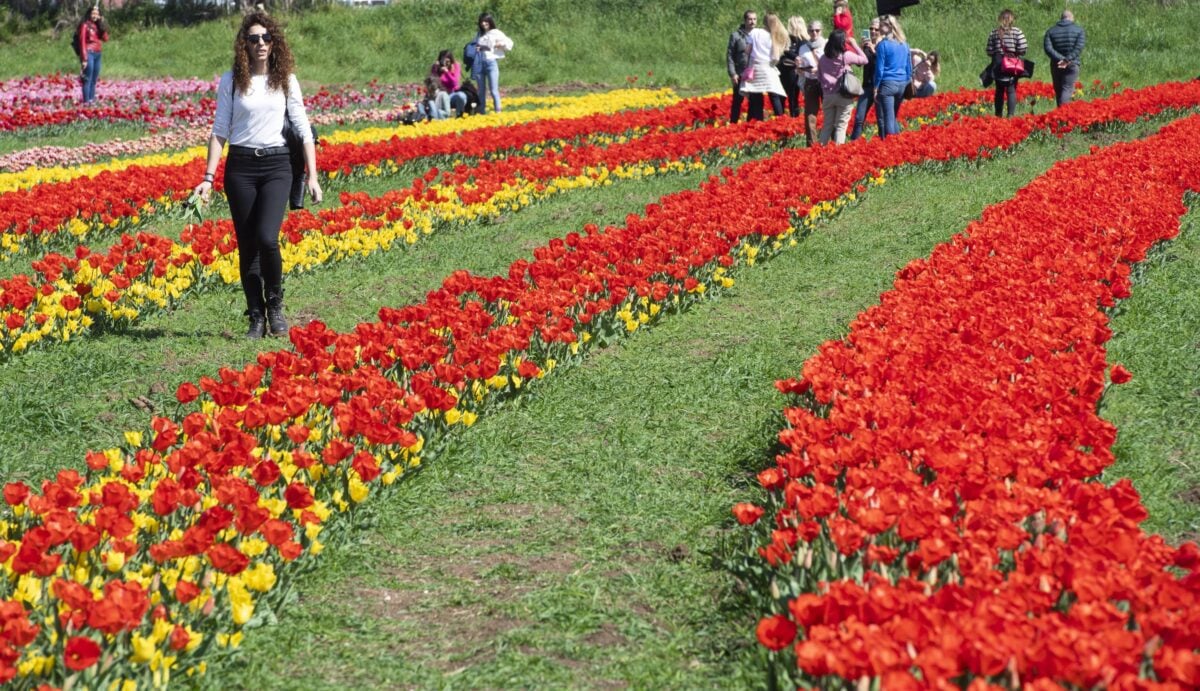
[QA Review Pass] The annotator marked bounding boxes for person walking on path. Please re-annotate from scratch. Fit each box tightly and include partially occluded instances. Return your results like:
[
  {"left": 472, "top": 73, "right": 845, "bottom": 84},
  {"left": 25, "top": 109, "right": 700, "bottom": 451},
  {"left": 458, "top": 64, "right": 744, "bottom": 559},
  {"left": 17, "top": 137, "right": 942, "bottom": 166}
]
[
  {"left": 1044, "top": 9, "right": 1085, "bottom": 107},
  {"left": 987, "top": 8, "right": 1028, "bottom": 117},
  {"left": 193, "top": 12, "right": 322, "bottom": 339},
  {"left": 472, "top": 12, "right": 513, "bottom": 114},
  {"left": 873, "top": 14, "right": 911, "bottom": 139},
  {"left": 76, "top": 5, "right": 108, "bottom": 104},
  {"left": 727, "top": 10, "right": 755, "bottom": 123},
  {"left": 817, "top": 29, "right": 867, "bottom": 145}
]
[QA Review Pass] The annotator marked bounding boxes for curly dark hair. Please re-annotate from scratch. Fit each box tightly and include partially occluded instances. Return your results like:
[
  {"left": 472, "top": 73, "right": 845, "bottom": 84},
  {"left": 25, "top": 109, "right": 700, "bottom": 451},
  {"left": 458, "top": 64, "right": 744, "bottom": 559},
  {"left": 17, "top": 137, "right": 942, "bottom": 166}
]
[{"left": 232, "top": 12, "right": 295, "bottom": 96}]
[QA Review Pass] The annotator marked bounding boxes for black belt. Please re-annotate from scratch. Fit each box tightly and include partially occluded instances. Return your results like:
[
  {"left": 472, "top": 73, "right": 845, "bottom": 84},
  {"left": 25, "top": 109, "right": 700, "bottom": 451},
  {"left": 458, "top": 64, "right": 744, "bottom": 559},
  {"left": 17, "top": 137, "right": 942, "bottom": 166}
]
[{"left": 228, "top": 145, "right": 290, "bottom": 158}]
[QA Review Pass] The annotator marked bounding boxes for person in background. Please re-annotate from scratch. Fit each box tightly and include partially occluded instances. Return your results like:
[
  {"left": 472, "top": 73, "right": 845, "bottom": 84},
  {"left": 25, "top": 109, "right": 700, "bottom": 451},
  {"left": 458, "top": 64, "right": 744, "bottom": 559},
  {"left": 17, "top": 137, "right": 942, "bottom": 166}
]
[
  {"left": 727, "top": 10, "right": 755, "bottom": 123},
  {"left": 849, "top": 17, "right": 881, "bottom": 141},
  {"left": 778, "top": 17, "right": 811, "bottom": 118},
  {"left": 832, "top": 0, "right": 853, "bottom": 36},
  {"left": 416, "top": 76, "right": 448, "bottom": 121},
  {"left": 76, "top": 5, "right": 108, "bottom": 104},
  {"left": 472, "top": 12, "right": 513, "bottom": 114},
  {"left": 909, "top": 48, "right": 940, "bottom": 97},
  {"left": 740, "top": 13, "right": 787, "bottom": 120},
  {"left": 1044, "top": 9, "right": 1085, "bottom": 107},
  {"left": 432, "top": 49, "right": 469, "bottom": 117},
  {"left": 193, "top": 12, "right": 322, "bottom": 339},
  {"left": 987, "top": 8, "right": 1028, "bottom": 117},
  {"left": 817, "top": 28, "right": 867, "bottom": 145},
  {"left": 872, "top": 14, "right": 911, "bottom": 139},
  {"left": 801, "top": 18, "right": 826, "bottom": 146}
]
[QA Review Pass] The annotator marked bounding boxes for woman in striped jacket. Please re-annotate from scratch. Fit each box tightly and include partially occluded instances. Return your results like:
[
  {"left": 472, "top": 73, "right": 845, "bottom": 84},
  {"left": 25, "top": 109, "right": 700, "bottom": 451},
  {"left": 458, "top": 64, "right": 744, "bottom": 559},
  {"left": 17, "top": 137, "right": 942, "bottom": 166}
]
[{"left": 986, "top": 9, "right": 1027, "bottom": 117}]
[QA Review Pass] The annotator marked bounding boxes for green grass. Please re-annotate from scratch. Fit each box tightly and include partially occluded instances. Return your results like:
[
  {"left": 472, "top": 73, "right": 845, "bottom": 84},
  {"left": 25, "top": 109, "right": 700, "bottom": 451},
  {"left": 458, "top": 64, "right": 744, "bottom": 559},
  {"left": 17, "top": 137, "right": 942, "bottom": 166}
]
[
  {"left": 1101, "top": 201, "right": 1200, "bottom": 541},
  {"left": 4, "top": 118, "right": 1161, "bottom": 686},
  {"left": 3, "top": 0, "right": 1199, "bottom": 91}
]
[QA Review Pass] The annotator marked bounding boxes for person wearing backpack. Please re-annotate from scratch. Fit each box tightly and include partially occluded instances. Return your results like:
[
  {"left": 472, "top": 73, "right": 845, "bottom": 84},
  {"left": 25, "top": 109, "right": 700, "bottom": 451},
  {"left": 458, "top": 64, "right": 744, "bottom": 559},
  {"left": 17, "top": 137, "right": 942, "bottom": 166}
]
[
  {"left": 75, "top": 5, "right": 109, "bottom": 104},
  {"left": 472, "top": 12, "right": 513, "bottom": 114}
]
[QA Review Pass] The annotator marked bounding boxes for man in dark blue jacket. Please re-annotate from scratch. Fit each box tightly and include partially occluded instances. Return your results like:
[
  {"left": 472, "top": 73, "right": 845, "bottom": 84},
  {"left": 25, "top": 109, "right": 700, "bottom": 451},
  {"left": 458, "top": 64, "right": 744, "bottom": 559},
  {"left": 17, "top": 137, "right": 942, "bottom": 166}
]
[{"left": 1044, "top": 10, "right": 1086, "bottom": 107}]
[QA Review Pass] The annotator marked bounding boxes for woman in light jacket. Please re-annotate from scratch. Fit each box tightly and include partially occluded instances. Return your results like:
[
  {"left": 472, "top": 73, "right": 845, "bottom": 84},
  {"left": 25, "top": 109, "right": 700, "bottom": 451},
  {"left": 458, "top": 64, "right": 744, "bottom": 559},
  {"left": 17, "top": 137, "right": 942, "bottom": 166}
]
[
  {"left": 193, "top": 12, "right": 322, "bottom": 339},
  {"left": 817, "top": 29, "right": 867, "bottom": 145},
  {"left": 739, "top": 14, "right": 787, "bottom": 120},
  {"left": 473, "top": 12, "right": 514, "bottom": 114}
]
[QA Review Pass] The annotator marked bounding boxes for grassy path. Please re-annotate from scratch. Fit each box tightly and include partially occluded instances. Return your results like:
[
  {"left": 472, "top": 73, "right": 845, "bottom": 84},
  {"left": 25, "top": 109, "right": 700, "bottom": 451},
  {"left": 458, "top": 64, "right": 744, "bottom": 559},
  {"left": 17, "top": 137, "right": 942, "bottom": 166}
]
[
  {"left": 1102, "top": 203, "right": 1200, "bottom": 539},
  {"left": 216, "top": 120, "right": 1186, "bottom": 688}
]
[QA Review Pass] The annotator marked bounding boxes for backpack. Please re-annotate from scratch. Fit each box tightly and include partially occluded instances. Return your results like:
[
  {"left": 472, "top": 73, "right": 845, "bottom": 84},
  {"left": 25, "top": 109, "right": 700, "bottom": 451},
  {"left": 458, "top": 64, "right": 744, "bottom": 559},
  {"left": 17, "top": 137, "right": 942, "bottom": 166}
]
[
  {"left": 463, "top": 40, "right": 478, "bottom": 72},
  {"left": 71, "top": 23, "right": 84, "bottom": 60},
  {"left": 458, "top": 79, "right": 480, "bottom": 115}
]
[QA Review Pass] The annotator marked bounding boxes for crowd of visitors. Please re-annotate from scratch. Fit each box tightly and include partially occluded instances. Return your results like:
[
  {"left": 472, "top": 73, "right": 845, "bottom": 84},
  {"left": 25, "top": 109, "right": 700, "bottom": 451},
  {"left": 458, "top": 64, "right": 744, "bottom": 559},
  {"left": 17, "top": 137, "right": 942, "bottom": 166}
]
[{"left": 726, "top": 3, "right": 1086, "bottom": 143}]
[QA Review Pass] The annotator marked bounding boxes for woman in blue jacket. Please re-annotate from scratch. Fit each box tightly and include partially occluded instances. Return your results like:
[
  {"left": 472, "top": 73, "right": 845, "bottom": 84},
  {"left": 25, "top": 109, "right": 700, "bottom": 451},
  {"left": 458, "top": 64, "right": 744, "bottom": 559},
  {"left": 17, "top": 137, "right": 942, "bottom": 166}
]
[{"left": 872, "top": 14, "right": 911, "bottom": 139}]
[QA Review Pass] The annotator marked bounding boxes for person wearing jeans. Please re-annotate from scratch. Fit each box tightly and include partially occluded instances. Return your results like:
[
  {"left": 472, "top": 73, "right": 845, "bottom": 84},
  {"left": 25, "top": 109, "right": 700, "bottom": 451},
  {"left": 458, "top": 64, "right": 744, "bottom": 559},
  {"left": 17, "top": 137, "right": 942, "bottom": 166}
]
[
  {"left": 472, "top": 12, "right": 513, "bottom": 114},
  {"left": 1044, "top": 9, "right": 1085, "bottom": 107},
  {"left": 872, "top": 14, "right": 911, "bottom": 139},
  {"left": 75, "top": 6, "right": 108, "bottom": 104},
  {"left": 849, "top": 18, "right": 881, "bottom": 140},
  {"left": 726, "top": 11, "right": 755, "bottom": 123}
]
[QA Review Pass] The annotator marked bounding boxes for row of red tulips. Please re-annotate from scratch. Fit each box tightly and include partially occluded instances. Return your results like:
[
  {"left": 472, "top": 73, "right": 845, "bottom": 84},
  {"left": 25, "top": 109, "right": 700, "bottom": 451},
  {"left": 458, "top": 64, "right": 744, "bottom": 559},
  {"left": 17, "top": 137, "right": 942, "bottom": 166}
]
[
  {"left": 741, "top": 113, "right": 1200, "bottom": 688},
  {"left": 0, "top": 86, "right": 1004, "bottom": 358},
  {"left": 0, "top": 80, "right": 1194, "bottom": 688},
  {"left": 0, "top": 84, "right": 1015, "bottom": 259}
]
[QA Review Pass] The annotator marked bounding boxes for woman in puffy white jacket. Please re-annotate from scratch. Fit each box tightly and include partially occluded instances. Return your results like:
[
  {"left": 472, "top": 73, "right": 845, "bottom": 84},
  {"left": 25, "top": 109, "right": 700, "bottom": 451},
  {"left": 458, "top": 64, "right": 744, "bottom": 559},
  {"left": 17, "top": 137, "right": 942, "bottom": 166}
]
[
  {"left": 473, "top": 12, "right": 514, "bottom": 114},
  {"left": 739, "top": 13, "right": 788, "bottom": 121}
]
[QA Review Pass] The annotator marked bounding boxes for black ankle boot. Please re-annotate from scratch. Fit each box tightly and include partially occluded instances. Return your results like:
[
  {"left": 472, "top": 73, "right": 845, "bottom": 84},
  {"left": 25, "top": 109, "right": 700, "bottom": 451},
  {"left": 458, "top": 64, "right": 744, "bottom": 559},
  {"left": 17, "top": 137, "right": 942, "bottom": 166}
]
[
  {"left": 265, "top": 287, "right": 288, "bottom": 336},
  {"left": 246, "top": 310, "right": 267, "bottom": 339}
]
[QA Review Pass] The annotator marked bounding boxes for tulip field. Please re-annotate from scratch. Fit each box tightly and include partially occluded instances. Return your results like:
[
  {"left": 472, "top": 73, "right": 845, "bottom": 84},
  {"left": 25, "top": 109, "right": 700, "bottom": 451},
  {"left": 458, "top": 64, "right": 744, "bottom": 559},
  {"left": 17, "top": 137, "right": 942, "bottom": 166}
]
[{"left": 1, "top": 72, "right": 1198, "bottom": 688}]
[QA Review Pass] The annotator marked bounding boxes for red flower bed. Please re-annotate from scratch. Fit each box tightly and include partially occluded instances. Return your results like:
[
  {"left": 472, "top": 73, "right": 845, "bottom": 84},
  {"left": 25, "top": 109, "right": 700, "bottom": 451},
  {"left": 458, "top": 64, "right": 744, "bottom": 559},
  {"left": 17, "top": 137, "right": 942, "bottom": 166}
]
[
  {"left": 0, "top": 80, "right": 1196, "bottom": 685},
  {"left": 737, "top": 113, "right": 1200, "bottom": 688}
]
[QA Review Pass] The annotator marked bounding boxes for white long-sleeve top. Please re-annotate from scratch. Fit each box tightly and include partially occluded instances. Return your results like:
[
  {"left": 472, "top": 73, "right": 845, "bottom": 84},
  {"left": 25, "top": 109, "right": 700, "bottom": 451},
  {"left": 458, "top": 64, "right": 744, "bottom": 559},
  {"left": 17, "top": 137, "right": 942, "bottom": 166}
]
[
  {"left": 211, "top": 71, "right": 313, "bottom": 148},
  {"left": 476, "top": 29, "right": 514, "bottom": 60}
]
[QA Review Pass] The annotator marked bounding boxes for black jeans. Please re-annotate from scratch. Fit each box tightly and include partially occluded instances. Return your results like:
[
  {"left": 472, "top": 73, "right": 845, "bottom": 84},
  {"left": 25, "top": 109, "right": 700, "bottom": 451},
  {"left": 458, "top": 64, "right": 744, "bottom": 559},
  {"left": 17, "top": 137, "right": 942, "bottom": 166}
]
[
  {"left": 780, "top": 69, "right": 801, "bottom": 116},
  {"left": 994, "top": 79, "right": 1018, "bottom": 117},
  {"left": 730, "top": 80, "right": 747, "bottom": 123},
  {"left": 224, "top": 150, "right": 292, "bottom": 313},
  {"left": 747, "top": 92, "right": 784, "bottom": 120}
]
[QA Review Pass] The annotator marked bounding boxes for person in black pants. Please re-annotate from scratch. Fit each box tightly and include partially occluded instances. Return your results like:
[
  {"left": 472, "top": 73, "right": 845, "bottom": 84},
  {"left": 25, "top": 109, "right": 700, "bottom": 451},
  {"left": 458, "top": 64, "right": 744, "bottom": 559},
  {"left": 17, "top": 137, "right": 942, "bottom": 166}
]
[
  {"left": 727, "top": 10, "right": 755, "bottom": 123},
  {"left": 194, "top": 12, "right": 322, "bottom": 339}
]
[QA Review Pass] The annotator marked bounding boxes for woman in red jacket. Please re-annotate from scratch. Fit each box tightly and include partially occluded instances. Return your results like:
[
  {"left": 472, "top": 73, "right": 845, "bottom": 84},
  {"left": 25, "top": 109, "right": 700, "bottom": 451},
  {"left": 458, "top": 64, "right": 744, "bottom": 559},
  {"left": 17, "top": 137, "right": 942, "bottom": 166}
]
[{"left": 76, "top": 6, "right": 109, "bottom": 104}]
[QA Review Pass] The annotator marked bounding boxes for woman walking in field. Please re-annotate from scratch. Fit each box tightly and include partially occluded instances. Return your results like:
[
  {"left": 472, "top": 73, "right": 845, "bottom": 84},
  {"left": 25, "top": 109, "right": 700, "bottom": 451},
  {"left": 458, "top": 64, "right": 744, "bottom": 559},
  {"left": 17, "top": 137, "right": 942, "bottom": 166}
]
[
  {"left": 75, "top": 5, "right": 109, "bottom": 104},
  {"left": 987, "top": 9, "right": 1028, "bottom": 117},
  {"left": 872, "top": 14, "right": 910, "bottom": 139},
  {"left": 193, "top": 12, "right": 322, "bottom": 339}
]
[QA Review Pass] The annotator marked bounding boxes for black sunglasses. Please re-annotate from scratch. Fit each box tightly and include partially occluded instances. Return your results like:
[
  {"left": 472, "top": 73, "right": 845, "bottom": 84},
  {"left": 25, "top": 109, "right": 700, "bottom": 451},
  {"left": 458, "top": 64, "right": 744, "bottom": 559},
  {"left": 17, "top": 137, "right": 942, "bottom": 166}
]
[{"left": 246, "top": 33, "right": 272, "bottom": 45}]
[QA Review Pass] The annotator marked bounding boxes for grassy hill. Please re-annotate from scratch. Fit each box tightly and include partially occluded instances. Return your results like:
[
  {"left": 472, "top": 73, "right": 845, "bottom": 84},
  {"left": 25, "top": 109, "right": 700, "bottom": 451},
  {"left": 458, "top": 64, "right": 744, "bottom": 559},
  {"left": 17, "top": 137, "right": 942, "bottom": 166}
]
[{"left": 2, "top": 0, "right": 1198, "bottom": 91}]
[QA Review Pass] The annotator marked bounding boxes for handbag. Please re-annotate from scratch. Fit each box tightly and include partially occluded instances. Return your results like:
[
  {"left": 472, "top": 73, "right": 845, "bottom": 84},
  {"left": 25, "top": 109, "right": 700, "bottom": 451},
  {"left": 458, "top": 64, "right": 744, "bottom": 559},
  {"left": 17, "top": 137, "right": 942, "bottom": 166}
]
[
  {"left": 282, "top": 104, "right": 318, "bottom": 210},
  {"left": 999, "top": 54, "right": 1024, "bottom": 77},
  {"left": 741, "top": 64, "right": 756, "bottom": 82},
  {"left": 836, "top": 69, "right": 863, "bottom": 98}
]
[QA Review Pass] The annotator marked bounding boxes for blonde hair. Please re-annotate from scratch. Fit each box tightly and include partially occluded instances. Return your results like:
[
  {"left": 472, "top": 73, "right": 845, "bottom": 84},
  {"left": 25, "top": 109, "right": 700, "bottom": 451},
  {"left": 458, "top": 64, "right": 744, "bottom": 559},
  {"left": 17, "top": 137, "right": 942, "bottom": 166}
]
[
  {"left": 998, "top": 9, "right": 1016, "bottom": 37},
  {"left": 787, "top": 16, "right": 810, "bottom": 42},
  {"left": 880, "top": 14, "right": 906, "bottom": 43},
  {"left": 766, "top": 14, "right": 789, "bottom": 61}
]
